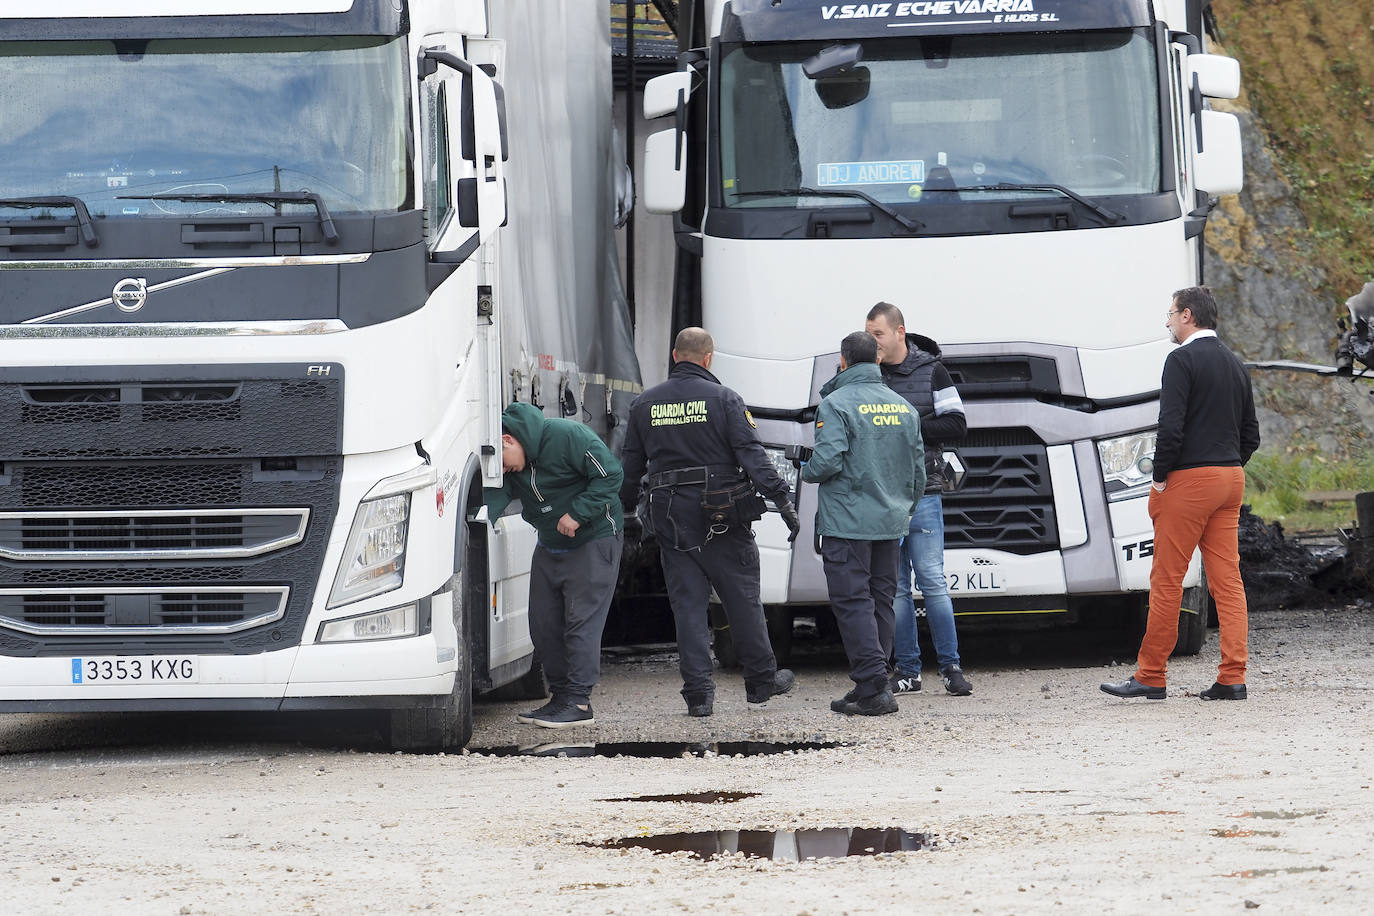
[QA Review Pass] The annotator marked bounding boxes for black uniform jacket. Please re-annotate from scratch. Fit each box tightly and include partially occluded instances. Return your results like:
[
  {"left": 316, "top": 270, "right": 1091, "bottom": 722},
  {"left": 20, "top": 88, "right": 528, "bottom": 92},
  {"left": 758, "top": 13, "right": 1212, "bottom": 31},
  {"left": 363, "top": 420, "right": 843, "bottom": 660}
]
[{"left": 620, "top": 360, "right": 790, "bottom": 547}]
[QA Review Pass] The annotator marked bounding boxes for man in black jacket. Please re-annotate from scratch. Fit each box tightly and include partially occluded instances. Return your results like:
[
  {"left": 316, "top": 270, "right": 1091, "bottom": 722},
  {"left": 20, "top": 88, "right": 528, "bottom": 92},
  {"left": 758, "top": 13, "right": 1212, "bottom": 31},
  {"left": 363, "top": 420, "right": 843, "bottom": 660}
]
[
  {"left": 1102, "top": 286, "right": 1260, "bottom": 701},
  {"left": 866, "top": 302, "right": 973, "bottom": 696},
  {"left": 620, "top": 327, "right": 801, "bottom": 717}
]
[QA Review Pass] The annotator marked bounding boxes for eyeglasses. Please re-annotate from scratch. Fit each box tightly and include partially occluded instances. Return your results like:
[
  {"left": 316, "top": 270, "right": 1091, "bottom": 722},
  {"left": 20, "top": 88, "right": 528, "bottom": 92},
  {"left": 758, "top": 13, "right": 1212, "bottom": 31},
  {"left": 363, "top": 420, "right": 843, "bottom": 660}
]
[{"left": 1165, "top": 309, "right": 1183, "bottom": 319}]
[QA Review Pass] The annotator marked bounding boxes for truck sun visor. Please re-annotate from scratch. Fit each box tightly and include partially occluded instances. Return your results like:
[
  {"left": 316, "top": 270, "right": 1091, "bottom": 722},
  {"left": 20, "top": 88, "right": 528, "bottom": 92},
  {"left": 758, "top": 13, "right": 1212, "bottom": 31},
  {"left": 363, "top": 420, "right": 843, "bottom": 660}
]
[{"left": 721, "top": 0, "right": 1153, "bottom": 42}]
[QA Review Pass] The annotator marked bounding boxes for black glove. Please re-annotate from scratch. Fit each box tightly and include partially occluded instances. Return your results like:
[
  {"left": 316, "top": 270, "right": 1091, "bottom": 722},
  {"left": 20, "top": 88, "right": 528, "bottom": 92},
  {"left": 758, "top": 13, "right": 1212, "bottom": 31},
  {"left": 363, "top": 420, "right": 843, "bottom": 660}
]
[
  {"left": 623, "top": 514, "right": 644, "bottom": 545},
  {"left": 777, "top": 499, "right": 801, "bottom": 543}
]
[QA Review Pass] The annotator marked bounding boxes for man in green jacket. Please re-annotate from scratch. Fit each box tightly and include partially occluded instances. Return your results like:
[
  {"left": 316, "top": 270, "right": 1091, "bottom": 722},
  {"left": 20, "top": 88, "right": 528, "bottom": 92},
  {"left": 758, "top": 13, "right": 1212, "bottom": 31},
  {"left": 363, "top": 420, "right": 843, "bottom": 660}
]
[
  {"left": 485, "top": 402, "right": 624, "bottom": 728},
  {"left": 802, "top": 331, "right": 925, "bottom": 716}
]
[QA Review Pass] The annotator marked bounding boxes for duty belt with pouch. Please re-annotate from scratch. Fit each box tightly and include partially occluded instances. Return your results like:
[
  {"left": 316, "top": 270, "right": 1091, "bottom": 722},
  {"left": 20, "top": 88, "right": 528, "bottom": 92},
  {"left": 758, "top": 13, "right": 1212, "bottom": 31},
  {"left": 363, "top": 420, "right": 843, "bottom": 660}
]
[{"left": 646, "top": 464, "right": 765, "bottom": 540}]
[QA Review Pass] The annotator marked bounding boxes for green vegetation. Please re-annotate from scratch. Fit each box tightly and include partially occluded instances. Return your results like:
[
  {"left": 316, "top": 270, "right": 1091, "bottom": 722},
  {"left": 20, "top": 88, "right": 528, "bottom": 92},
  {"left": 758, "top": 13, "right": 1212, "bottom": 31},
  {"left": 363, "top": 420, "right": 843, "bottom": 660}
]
[{"left": 1244, "top": 448, "right": 1374, "bottom": 531}]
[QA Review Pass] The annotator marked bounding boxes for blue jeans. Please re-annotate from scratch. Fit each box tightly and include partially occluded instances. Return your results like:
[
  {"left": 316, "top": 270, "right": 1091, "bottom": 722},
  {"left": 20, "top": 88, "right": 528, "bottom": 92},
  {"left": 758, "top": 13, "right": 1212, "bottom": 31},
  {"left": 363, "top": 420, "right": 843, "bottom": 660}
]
[{"left": 894, "top": 493, "right": 961, "bottom": 673}]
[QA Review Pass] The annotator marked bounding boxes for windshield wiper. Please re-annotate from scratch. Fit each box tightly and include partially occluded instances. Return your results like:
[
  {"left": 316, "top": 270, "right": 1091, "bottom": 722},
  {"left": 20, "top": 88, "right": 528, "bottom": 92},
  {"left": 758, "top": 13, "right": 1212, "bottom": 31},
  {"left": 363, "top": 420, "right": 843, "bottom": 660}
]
[
  {"left": 733, "top": 187, "right": 923, "bottom": 234},
  {"left": 937, "top": 182, "right": 1122, "bottom": 224},
  {"left": 117, "top": 191, "right": 339, "bottom": 243},
  {"left": 0, "top": 196, "right": 99, "bottom": 248}
]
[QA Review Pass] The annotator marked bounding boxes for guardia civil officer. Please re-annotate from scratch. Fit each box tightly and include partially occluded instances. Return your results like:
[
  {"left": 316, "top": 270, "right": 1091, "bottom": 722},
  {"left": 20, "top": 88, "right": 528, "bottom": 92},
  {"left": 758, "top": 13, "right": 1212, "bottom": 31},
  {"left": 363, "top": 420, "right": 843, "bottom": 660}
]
[
  {"left": 803, "top": 331, "right": 924, "bottom": 716},
  {"left": 620, "top": 327, "right": 802, "bottom": 717}
]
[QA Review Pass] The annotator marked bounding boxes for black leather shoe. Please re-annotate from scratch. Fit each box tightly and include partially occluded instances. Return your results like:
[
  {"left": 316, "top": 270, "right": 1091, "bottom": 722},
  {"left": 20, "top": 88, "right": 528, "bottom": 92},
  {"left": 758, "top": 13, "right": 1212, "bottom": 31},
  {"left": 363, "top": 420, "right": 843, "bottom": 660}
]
[
  {"left": 746, "top": 668, "right": 796, "bottom": 705},
  {"left": 684, "top": 692, "right": 713, "bottom": 717},
  {"left": 1199, "top": 682, "right": 1246, "bottom": 701},
  {"left": 1100, "top": 677, "right": 1166, "bottom": 699}
]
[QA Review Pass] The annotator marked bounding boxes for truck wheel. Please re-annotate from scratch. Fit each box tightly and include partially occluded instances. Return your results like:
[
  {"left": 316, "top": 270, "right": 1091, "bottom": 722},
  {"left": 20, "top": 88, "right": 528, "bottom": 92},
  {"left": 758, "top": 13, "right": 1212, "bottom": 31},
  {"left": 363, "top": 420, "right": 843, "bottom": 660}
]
[
  {"left": 388, "top": 534, "right": 475, "bottom": 751},
  {"left": 765, "top": 605, "right": 793, "bottom": 667},
  {"left": 709, "top": 602, "right": 740, "bottom": 670},
  {"left": 484, "top": 653, "right": 548, "bottom": 702},
  {"left": 1173, "top": 569, "right": 1212, "bottom": 657},
  {"left": 712, "top": 605, "right": 793, "bottom": 668}
]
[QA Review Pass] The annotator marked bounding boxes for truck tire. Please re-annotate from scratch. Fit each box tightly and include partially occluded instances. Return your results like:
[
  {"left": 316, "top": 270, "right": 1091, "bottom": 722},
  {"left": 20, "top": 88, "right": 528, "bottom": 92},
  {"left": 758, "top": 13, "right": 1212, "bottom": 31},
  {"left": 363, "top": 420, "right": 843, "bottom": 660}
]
[
  {"left": 1173, "top": 569, "right": 1213, "bottom": 657},
  {"left": 765, "top": 605, "right": 793, "bottom": 667},
  {"left": 711, "top": 604, "right": 793, "bottom": 668},
  {"left": 709, "top": 602, "right": 739, "bottom": 670},
  {"left": 388, "top": 531, "right": 475, "bottom": 752}
]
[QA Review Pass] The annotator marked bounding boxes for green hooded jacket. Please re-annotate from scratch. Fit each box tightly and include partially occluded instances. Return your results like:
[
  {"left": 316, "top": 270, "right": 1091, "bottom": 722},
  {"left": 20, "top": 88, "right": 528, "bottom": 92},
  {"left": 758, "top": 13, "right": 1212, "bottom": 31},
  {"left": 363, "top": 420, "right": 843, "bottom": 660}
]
[
  {"left": 484, "top": 402, "right": 624, "bottom": 548},
  {"left": 801, "top": 361, "right": 925, "bottom": 539}
]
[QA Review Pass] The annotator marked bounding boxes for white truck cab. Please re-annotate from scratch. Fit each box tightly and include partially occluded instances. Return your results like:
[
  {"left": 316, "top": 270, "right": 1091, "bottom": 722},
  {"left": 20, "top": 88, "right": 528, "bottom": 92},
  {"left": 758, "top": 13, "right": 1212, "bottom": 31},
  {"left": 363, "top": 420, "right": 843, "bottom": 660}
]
[
  {"left": 641, "top": 0, "right": 1242, "bottom": 652},
  {"left": 0, "top": 0, "right": 635, "bottom": 748}
]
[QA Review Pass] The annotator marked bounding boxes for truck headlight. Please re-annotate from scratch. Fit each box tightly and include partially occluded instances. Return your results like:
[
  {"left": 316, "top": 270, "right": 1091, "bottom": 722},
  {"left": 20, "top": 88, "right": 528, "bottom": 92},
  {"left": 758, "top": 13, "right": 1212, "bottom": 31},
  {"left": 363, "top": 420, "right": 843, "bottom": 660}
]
[
  {"left": 1097, "top": 431, "right": 1156, "bottom": 502},
  {"left": 328, "top": 493, "right": 410, "bottom": 607},
  {"left": 318, "top": 603, "right": 418, "bottom": 643},
  {"left": 762, "top": 446, "right": 799, "bottom": 506}
]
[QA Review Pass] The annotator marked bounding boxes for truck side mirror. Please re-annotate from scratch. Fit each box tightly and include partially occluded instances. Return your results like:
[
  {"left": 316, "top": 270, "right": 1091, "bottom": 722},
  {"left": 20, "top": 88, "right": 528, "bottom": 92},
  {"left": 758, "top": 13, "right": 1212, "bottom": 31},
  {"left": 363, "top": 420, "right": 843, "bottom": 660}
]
[
  {"left": 455, "top": 65, "right": 507, "bottom": 237},
  {"left": 1194, "top": 110, "right": 1244, "bottom": 196},
  {"left": 643, "top": 70, "right": 692, "bottom": 120},
  {"left": 643, "top": 128, "right": 687, "bottom": 213},
  {"left": 420, "top": 48, "right": 508, "bottom": 257},
  {"left": 642, "top": 71, "right": 693, "bottom": 215},
  {"left": 1188, "top": 53, "right": 1240, "bottom": 100}
]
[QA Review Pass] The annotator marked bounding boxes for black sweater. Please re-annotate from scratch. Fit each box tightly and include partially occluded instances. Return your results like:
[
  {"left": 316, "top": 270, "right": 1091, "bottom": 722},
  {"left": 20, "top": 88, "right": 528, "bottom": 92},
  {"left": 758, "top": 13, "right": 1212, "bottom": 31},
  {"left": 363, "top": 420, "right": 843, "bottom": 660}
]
[{"left": 1153, "top": 333, "right": 1261, "bottom": 482}]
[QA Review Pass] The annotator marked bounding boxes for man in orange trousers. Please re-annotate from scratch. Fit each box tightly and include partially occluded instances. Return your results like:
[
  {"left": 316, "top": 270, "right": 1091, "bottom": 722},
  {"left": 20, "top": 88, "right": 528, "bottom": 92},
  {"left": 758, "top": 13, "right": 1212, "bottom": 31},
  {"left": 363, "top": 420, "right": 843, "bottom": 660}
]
[{"left": 1102, "top": 286, "right": 1260, "bottom": 701}]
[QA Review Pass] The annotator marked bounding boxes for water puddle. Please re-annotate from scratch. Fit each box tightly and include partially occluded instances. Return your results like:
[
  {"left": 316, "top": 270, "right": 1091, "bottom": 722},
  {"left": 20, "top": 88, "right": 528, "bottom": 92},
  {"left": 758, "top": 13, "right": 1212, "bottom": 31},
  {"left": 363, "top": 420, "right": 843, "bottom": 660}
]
[
  {"left": 1237, "top": 809, "right": 1326, "bottom": 820},
  {"left": 468, "top": 740, "right": 845, "bottom": 759},
  {"left": 1210, "top": 828, "right": 1282, "bottom": 838},
  {"left": 1220, "top": 866, "right": 1330, "bottom": 878},
  {"left": 587, "top": 827, "right": 930, "bottom": 861},
  {"left": 600, "top": 791, "right": 760, "bottom": 804}
]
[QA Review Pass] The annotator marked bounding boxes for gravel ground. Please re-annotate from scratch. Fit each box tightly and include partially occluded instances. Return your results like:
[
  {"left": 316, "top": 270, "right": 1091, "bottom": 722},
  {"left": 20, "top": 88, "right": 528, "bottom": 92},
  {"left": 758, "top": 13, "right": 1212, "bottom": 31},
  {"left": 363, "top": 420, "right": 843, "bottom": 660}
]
[{"left": 2, "top": 604, "right": 1372, "bottom": 915}]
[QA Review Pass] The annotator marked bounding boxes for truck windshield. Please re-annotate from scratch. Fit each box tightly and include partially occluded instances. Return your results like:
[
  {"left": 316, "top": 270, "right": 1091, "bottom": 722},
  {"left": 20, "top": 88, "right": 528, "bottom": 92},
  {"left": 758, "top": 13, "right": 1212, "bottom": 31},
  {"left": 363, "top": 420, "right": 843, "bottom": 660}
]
[
  {"left": 0, "top": 37, "right": 410, "bottom": 220},
  {"left": 718, "top": 30, "right": 1160, "bottom": 209}
]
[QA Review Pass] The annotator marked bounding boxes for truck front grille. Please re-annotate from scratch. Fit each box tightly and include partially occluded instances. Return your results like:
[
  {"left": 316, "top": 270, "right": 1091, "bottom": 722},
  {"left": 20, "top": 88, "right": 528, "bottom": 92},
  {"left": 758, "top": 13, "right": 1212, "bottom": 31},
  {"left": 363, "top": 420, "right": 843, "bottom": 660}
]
[
  {"left": 0, "top": 509, "right": 309, "bottom": 560},
  {"left": 0, "top": 364, "right": 343, "bottom": 657},
  {"left": 943, "top": 428, "right": 1058, "bottom": 554},
  {"left": 0, "top": 587, "right": 288, "bottom": 635}
]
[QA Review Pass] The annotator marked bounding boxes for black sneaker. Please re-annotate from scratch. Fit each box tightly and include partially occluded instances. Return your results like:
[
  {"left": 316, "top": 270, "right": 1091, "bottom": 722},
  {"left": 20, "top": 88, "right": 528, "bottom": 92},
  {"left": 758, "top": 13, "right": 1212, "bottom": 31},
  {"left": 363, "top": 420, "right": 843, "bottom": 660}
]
[
  {"left": 530, "top": 703, "right": 594, "bottom": 729},
  {"left": 515, "top": 699, "right": 558, "bottom": 724},
  {"left": 941, "top": 665, "right": 973, "bottom": 696},
  {"left": 890, "top": 671, "right": 922, "bottom": 695},
  {"left": 835, "top": 689, "right": 899, "bottom": 716},
  {"left": 829, "top": 686, "right": 860, "bottom": 712},
  {"left": 746, "top": 668, "right": 796, "bottom": 705}
]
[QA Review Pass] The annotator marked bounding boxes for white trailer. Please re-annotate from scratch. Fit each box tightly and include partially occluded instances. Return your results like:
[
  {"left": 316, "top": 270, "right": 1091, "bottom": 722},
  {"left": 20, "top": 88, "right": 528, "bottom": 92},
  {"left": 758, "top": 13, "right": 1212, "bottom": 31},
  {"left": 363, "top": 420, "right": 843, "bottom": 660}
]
[
  {"left": 0, "top": 0, "right": 638, "bottom": 749},
  {"left": 640, "top": 0, "right": 1243, "bottom": 653}
]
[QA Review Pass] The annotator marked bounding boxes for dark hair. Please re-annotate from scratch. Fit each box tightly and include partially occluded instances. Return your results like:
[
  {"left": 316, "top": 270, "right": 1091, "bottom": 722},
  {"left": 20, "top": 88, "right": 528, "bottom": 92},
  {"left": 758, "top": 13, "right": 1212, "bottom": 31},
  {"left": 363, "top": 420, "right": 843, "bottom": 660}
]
[
  {"left": 841, "top": 331, "right": 879, "bottom": 366},
  {"left": 1172, "top": 286, "right": 1218, "bottom": 329},
  {"left": 866, "top": 301, "right": 905, "bottom": 328}
]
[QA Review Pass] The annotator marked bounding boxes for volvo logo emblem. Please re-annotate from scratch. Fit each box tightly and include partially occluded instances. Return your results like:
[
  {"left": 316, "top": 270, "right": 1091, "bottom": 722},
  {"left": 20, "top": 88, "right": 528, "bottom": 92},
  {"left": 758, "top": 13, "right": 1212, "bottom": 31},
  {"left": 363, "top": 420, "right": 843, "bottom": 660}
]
[{"left": 112, "top": 278, "right": 148, "bottom": 312}]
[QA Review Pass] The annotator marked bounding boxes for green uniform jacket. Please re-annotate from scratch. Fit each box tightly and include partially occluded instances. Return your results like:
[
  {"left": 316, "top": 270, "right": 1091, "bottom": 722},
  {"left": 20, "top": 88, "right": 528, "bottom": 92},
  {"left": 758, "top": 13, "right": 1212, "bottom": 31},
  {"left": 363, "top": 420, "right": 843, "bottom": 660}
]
[
  {"left": 484, "top": 402, "right": 624, "bottom": 548},
  {"left": 801, "top": 361, "right": 925, "bottom": 540}
]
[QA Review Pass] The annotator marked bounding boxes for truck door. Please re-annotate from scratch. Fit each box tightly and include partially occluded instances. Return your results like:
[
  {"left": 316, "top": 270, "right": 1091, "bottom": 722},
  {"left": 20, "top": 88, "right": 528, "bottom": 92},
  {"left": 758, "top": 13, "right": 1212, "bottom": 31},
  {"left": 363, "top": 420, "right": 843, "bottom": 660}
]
[
  {"left": 460, "top": 38, "right": 535, "bottom": 675},
  {"left": 419, "top": 40, "right": 532, "bottom": 680}
]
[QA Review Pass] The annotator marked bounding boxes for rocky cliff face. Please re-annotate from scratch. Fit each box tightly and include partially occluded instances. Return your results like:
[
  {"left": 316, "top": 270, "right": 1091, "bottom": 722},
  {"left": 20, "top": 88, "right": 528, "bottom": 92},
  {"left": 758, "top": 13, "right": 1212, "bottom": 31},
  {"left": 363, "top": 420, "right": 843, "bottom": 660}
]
[
  {"left": 1201, "top": 10, "right": 1374, "bottom": 460},
  {"left": 1204, "top": 102, "right": 1374, "bottom": 459}
]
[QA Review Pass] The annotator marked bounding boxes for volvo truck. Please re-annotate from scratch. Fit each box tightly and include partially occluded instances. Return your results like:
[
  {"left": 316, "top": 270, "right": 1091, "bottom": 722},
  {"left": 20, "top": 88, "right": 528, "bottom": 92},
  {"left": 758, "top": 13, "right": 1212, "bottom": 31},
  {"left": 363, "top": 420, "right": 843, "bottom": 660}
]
[
  {"left": 640, "top": 0, "right": 1243, "bottom": 654},
  {"left": 0, "top": 0, "right": 638, "bottom": 749}
]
